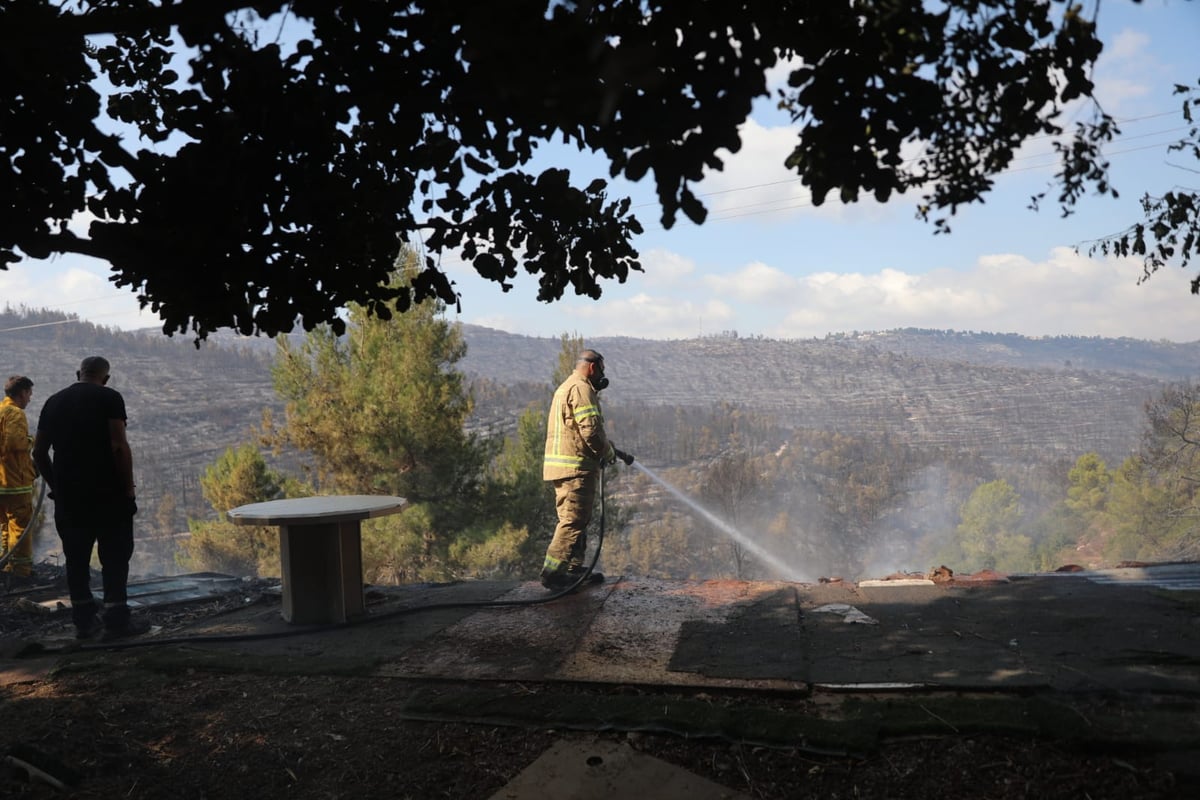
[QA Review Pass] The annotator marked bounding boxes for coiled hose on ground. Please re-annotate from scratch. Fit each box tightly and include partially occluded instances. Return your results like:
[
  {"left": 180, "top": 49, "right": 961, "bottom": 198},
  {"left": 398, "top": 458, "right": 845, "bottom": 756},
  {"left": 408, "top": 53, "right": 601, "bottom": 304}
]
[{"left": 75, "top": 466, "right": 614, "bottom": 651}]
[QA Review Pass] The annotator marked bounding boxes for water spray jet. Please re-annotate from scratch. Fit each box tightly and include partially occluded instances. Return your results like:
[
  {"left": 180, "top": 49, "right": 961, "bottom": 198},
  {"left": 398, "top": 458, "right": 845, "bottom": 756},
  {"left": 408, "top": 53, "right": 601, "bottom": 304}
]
[{"left": 630, "top": 461, "right": 804, "bottom": 580}]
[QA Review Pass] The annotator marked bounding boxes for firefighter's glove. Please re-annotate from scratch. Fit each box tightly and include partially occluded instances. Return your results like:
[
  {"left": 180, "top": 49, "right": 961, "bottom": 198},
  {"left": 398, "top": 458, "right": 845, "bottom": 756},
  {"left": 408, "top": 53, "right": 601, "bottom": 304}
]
[{"left": 613, "top": 448, "right": 635, "bottom": 466}]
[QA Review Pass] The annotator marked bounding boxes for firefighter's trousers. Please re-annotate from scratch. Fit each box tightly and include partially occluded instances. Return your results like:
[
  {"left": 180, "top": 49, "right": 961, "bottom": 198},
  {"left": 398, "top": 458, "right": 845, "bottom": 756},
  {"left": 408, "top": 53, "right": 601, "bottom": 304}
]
[
  {"left": 0, "top": 492, "right": 33, "bottom": 576},
  {"left": 542, "top": 472, "right": 598, "bottom": 575}
]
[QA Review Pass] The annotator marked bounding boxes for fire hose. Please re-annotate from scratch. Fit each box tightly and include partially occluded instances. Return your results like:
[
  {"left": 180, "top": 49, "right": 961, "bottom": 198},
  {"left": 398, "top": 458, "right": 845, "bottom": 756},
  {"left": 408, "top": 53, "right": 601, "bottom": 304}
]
[{"left": 76, "top": 452, "right": 633, "bottom": 651}]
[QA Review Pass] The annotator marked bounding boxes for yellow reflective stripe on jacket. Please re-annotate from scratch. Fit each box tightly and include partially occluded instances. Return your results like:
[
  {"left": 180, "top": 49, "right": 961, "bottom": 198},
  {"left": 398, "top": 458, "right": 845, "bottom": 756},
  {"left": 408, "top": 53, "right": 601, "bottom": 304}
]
[
  {"left": 547, "top": 456, "right": 600, "bottom": 471},
  {"left": 573, "top": 403, "right": 601, "bottom": 422},
  {"left": 548, "top": 391, "right": 566, "bottom": 457},
  {"left": 547, "top": 456, "right": 601, "bottom": 471},
  {"left": 0, "top": 486, "right": 33, "bottom": 495}
]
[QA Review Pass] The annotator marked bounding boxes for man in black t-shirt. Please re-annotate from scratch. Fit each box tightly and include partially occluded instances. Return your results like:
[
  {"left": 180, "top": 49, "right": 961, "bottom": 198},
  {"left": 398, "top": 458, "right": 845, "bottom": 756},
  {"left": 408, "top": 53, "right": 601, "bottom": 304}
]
[{"left": 33, "top": 356, "right": 146, "bottom": 640}]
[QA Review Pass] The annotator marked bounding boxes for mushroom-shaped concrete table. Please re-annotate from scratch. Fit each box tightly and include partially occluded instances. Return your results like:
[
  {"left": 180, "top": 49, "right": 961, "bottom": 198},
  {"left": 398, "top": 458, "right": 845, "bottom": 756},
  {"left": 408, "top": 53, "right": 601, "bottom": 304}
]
[{"left": 227, "top": 495, "right": 405, "bottom": 624}]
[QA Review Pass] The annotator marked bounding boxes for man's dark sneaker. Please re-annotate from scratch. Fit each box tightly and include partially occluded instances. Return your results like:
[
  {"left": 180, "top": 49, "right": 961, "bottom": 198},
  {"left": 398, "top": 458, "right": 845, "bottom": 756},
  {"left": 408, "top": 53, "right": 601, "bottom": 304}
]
[
  {"left": 75, "top": 613, "right": 104, "bottom": 640},
  {"left": 102, "top": 602, "right": 131, "bottom": 627},
  {"left": 101, "top": 617, "right": 151, "bottom": 642}
]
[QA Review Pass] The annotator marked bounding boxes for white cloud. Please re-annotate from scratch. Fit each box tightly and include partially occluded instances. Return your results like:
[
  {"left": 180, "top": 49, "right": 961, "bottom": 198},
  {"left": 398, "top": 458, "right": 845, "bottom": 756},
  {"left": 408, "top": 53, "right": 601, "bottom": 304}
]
[
  {"left": 463, "top": 311, "right": 527, "bottom": 333},
  {"left": 67, "top": 209, "right": 102, "bottom": 237},
  {"left": 1108, "top": 29, "right": 1151, "bottom": 62},
  {"left": 1, "top": 255, "right": 163, "bottom": 333},
  {"left": 0, "top": 268, "right": 34, "bottom": 301},
  {"left": 765, "top": 248, "right": 1200, "bottom": 341},
  {"left": 1094, "top": 76, "right": 1153, "bottom": 109},
  {"left": 764, "top": 53, "right": 803, "bottom": 93},
  {"left": 1092, "top": 25, "right": 1173, "bottom": 114},
  {"left": 58, "top": 265, "right": 111, "bottom": 294},
  {"left": 638, "top": 248, "right": 696, "bottom": 287},
  {"left": 560, "top": 292, "right": 735, "bottom": 339},
  {"left": 773, "top": 267, "right": 1004, "bottom": 331},
  {"left": 695, "top": 117, "right": 912, "bottom": 227},
  {"left": 702, "top": 261, "right": 798, "bottom": 303},
  {"left": 697, "top": 118, "right": 808, "bottom": 216},
  {"left": 13, "top": 245, "right": 1199, "bottom": 346}
]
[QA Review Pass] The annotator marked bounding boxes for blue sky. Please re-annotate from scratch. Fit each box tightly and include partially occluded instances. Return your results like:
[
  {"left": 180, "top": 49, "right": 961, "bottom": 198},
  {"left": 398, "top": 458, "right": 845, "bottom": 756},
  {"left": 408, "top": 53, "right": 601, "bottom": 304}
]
[{"left": 2, "top": 1, "right": 1198, "bottom": 343}]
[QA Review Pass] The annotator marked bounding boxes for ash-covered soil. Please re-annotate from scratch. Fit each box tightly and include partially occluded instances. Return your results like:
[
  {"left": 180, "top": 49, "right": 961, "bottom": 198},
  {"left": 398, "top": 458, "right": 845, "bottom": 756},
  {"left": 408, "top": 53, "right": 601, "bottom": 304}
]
[{"left": 0, "top": 565, "right": 1191, "bottom": 798}]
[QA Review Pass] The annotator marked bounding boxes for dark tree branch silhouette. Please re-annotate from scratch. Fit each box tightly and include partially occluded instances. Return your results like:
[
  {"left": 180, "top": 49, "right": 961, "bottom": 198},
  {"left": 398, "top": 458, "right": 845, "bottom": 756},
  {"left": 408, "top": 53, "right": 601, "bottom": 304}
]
[{"left": 1, "top": 0, "right": 1187, "bottom": 341}]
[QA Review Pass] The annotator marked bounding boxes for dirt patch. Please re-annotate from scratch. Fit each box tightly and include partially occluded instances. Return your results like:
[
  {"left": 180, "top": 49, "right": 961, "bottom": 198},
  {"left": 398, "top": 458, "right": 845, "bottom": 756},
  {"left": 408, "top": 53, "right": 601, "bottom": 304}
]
[
  {"left": 0, "top": 667, "right": 1190, "bottom": 799},
  {"left": 0, "top": 569, "right": 1195, "bottom": 798}
]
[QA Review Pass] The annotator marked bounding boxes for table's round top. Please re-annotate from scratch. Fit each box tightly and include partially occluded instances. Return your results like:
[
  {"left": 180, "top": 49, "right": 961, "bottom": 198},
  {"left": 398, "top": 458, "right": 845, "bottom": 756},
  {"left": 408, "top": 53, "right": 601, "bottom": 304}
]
[{"left": 227, "top": 495, "right": 406, "bottom": 526}]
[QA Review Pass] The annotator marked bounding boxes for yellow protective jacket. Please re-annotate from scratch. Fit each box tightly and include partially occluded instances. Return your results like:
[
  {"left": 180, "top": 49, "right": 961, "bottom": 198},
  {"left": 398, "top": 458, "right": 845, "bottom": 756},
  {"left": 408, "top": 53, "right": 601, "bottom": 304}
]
[
  {"left": 0, "top": 396, "right": 35, "bottom": 495},
  {"left": 543, "top": 372, "right": 615, "bottom": 480}
]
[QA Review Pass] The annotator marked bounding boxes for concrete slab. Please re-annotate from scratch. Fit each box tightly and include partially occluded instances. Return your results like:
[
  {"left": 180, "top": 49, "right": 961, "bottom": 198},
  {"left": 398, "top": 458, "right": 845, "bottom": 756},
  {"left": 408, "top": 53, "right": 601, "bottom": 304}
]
[
  {"left": 802, "top": 574, "right": 1200, "bottom": 692},
  {"left": 152, "top": 569, "right": 1200, "bottom": 699},
  {"left": 655, "top": 573, "right": 1200, "bottom": 692},
  {"left": 17, "top": 572, "right": 247, "bottom": 614},
  {"left": 1047, "top": 562, "right": 1200, "bottom": 591},
  {"left": 487, "top": 738, "right": 751, "bottom": 800},
  {"left": 121, "top": 572, "right": 247, "bottom": 606},
  {"left": 379, "top": 580, "right": 618, "bottom": 680},
  {"left": 369, "top": 577, "right": 809, "bottom": 689},
  {"left": 569, "top": 579, "right": 798, "bottom": 688}
]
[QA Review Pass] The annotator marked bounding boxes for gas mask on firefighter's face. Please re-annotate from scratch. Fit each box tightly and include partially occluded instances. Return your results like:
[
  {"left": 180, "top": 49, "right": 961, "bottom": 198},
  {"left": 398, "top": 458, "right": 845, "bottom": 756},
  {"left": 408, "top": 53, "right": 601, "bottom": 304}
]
[{"left": 586, "top": 358, "right": 609, "bottom": 392}]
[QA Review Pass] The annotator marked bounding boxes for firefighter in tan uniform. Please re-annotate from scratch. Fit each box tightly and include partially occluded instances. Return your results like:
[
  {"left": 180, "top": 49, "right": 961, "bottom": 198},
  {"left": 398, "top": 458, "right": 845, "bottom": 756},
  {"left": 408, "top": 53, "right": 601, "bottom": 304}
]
[
  {"left": 1, "top": 376, "right": 37, "bottom": 578},
  {"left": 541, "top": 350, "right": 633, "bottom": 590}
]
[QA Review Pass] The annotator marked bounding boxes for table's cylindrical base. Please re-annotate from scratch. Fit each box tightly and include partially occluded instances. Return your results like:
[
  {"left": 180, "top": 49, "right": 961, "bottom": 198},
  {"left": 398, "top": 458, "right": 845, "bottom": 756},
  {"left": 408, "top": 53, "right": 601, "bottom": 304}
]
[{"left": 279, "top": 521, "right": 366, "bottom": 624}]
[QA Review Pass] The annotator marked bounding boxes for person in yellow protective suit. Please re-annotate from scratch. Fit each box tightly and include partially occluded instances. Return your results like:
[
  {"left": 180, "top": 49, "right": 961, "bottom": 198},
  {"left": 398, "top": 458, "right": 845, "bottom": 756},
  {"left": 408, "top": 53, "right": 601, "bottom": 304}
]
[
  {"left": 1, "top": 375, "right": 37, "bottom": 578},
  {"left": 541, "top": 350, "right": 633, "bottom": 591}
]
